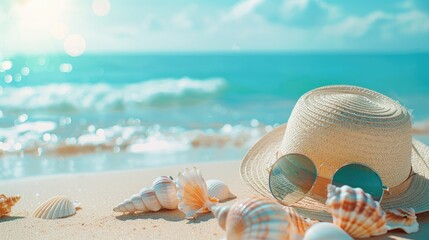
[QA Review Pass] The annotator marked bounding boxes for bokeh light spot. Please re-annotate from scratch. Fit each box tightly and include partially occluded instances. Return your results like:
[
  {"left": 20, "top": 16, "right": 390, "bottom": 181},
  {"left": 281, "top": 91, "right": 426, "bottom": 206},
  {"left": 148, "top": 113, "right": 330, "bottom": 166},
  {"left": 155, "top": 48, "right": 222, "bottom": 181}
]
[
  {"left": 4, "top": 74, "right": 13, "bottom": 83},
  {"left": 1, "top": 61, "right": 13, "bottom": 71},
  {"left": 92, "top": 0, "right": 111, "bottom": 17},
  {"left": 21, "top": 67, "right": 30, "bottom": 76},
  {"left": 64, "top": 34, "right": 86, "bottom": 57},
  {"left": 59, "top": 63, "right": 73, "bottom": 73}
]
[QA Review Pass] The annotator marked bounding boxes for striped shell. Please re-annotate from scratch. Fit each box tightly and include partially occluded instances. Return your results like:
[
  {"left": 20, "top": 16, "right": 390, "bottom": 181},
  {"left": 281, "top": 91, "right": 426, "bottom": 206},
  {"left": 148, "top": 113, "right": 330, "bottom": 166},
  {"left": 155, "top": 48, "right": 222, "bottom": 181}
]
[
  {"left": 211, "top": 197, "right": 301, "bottom": 240},
  {"left": 385, "top": 208, "right": 419, "bottom": 233},
  {"left": 33, "top": 196, "right": 80, "bottom": 219},
  {"left": 176, "top": 167, "right": 218, "bottom": 219},
  {"left": 282, "top": 206, "right": 313, "bottom": 236},
  {"left": 0, "top": 194, "right": 21, "bottom": 217},
  {"left": 326, "top": 185, "right": 388, "bottom": 238},
  {"left": 206, "top": 179, "right": 236, "bottom": 202},
  {"left": 114, "top": 176, "right": 178, "bottom": 213}
]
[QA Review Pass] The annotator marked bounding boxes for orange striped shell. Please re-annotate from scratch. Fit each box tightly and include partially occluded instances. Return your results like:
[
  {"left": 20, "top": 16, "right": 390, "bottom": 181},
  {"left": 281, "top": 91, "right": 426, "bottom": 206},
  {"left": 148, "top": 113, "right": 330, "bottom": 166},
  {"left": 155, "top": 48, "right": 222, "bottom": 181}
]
[
  {"left": 282, "top": 206, "right": 313, "bottom": 236},
  {"left": 385, "top": 208, "right": 419, "bottom": 233},
  {"left": 326, "top": 185, "right": 388, "bottom": 238},
  {"left": 0, "top": 194, "right": 21, "bottom": 217}
]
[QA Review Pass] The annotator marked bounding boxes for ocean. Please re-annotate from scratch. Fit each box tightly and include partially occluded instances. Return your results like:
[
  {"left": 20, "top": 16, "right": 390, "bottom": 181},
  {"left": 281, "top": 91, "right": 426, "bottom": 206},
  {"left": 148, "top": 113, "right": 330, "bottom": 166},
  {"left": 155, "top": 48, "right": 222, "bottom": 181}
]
[{"left": 1, "top": 53, "right": 429, "bottom": 180}]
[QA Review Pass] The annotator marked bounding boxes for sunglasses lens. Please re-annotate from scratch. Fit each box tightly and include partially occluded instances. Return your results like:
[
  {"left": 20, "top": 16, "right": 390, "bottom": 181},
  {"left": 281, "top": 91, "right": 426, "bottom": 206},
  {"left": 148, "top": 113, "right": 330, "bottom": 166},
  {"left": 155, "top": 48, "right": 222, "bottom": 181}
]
[
  {"left": 269, "top": 154, "right": 317, "bottom": 204},
  {"left": 332, "top": 164, "right": 383, "bottom": 201}
]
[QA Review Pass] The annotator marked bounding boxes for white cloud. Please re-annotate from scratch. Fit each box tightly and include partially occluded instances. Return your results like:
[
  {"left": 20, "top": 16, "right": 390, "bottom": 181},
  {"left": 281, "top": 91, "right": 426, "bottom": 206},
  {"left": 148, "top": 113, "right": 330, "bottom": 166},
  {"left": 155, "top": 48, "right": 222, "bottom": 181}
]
[
  {"left": 224, "top": 0, "right": 264, "bottom": 21},
  {"left": 315, "top": 0, "right": 341, "bottom": 19},
  {"left": 282, "top": 0, "right": 309, "bottom": 16},
  {"left": 324, "top": 11, "right": 391, "bottom": 37},
  {"left": 397, "top": 0, "right": 414, "bottom": 10},
  {"left": 396, "top": 10, "right": 429, "bottom": 34}
]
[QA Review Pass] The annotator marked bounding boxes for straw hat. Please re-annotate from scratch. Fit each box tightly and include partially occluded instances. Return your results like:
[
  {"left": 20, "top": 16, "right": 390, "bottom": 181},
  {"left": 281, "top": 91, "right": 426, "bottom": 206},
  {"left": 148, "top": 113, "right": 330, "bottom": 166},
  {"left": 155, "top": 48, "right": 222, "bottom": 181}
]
[{"left": 240, "top": 85, "right": 429, "bottom": 221}]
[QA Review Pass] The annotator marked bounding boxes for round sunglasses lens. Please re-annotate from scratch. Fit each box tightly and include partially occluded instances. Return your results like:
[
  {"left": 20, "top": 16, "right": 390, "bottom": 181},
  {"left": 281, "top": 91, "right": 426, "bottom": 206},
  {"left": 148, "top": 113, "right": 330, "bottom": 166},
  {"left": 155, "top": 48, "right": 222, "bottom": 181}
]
[
  {"left": 269, "top": 154, "right": 317, "bottom": 204},
  {"left": 332, "top": 164, "right": 383, "bottom": 201}
]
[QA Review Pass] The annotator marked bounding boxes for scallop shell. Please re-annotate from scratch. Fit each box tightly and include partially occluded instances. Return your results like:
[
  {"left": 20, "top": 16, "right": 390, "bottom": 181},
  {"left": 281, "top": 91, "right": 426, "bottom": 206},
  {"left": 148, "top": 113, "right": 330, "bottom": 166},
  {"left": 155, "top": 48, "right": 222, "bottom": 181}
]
[
  {"left": 303, "top": 222, "right": 353, "bottom": 240},
  {"left": 326, "top": 184, "right": 388, "bottom": 238},
  {"left": 385, "top": 208, "right": 419, "bottom": 233},
  {"left": 211, "top": 197, "right": 301, "bottom": 240},
  {"left": 0, "top": 194, "right": 21, "bottom": 217},
  {"left": 33, "top": 196, "right": 80, "bottom": 219},
  {"left": 114, "top": 176, "right": 178, "bottom": 213},
  {"left": 206, "top": 179, "right": 236, "bottom": 202},
  {"left": 176, "top": 167, "right": 218, "bottom": 219},
  {"left": 282, "top": 206, "right": 313, "bottom": 236}
]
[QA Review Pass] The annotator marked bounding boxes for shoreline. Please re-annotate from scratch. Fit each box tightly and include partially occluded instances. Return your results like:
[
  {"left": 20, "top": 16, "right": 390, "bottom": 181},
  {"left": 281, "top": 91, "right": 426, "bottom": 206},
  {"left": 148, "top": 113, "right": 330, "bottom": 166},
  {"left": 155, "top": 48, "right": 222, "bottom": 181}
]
[{"left": 1, "top": 160, "right": 429, "bottom": 239}]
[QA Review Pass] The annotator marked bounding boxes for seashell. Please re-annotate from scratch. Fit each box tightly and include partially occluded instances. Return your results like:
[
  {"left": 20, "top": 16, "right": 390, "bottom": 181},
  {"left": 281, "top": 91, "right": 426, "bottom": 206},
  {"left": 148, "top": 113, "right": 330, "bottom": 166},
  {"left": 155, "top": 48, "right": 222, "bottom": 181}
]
[
  {"left": 114, "top": 176, "right": 178, "bottom": 213},
  {"left": 176, "top": 167, "right": 218, "bottom": 219},
  {"left": 385, "top": 208, "right": 419, "bottom": 233},
  {"left": 33, "top": 195, "right": 80, "bottom": 219},
  {"left": 206, "top": 179, "right": 236, "bottom": 202},
  {"left": 326, "top": 184, "right": 388, "bottom": 238},
  {"left": 0, "top": 194, "right": 21, "bottom": 217},
  {"left": 303, "top": 222, "right": 353, "bottom": 240},
  {"left": 282, "top": 206, "right": 313, "bottom": 236},
  {"left": 211, "top": 197, "right": 300, "bottom": 240}
]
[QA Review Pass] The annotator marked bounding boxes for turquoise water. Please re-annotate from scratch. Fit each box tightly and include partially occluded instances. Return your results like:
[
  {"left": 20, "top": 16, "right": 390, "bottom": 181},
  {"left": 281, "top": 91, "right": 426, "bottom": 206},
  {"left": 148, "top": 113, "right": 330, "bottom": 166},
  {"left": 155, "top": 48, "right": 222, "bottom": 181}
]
[{"left": 1, "top": 53, "right": 429, "bottom": 179}]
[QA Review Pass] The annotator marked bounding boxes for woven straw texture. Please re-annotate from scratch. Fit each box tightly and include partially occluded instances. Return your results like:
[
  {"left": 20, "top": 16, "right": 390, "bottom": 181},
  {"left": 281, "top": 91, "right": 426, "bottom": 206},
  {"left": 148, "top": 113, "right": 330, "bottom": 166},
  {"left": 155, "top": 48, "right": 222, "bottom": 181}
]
[{"left": 240, "top": 85, "right": 429, "bottom": 221}]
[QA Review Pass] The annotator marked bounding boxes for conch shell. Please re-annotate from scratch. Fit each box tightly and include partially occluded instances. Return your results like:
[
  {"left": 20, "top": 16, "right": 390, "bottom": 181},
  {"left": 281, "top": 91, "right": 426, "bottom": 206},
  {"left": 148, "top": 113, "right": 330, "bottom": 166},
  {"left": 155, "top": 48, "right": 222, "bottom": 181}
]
[
  {"left": 33, "top": 195, "right": 80, "bottom": 219},
  {"left": 0, "top": 194, "right": 21, "bottom": 217},
  {"left": 114, "top": 176, "right": 178, "bottom": 213},
  {"left": 176, "top": 167, "right": 218, "bottom": 219},
  {"left": 206, "top": 179, "right": 236, "bottom": 202},
  {"left": 211, "top": 197, "right": 302, "bottom": 240},
  {"left": 385, "top": 208, "right": 419, "bottom": 233},
  {"left": 326, "top": 185, "right": 388, "bottom": 238}
]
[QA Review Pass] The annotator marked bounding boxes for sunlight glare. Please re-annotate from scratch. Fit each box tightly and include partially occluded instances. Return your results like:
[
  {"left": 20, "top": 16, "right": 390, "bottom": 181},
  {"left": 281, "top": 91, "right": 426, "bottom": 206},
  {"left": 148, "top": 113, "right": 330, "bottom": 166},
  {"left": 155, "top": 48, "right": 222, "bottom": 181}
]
[
  {"left": 64, "top": 34, "right": 86, "bottom": 57},
  {"left": 92, "top": 0, "right": 111, "bottom": 17},
  {"left": 51, "top": 22, "right": 69, "bottom": 40}
]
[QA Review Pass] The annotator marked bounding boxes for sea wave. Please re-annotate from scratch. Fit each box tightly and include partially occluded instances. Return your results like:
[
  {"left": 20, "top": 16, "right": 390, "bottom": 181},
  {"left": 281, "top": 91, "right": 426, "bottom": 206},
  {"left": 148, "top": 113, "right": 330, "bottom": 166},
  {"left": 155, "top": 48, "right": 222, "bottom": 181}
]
[
  {"left": 0, "top": 77, "right": 226, "bottom": 113},
  {"left": 0, "top": 120, "right": 273, "bottom": 156}
]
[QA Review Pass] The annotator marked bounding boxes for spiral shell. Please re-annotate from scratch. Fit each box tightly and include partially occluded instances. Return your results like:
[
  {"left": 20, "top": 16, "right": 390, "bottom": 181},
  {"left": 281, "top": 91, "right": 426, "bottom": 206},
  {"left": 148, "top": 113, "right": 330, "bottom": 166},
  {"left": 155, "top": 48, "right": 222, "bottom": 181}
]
[
  {"left": 385, "top": 208, "right": 419, "bottom": 233},
  {"left": 33, "top": 196, "right": 80, "bottom": 219},
  {"left": 114, "top": 176, "right": 178, "bottom": 213},
  {"left": 206, "top": 179, "right": 236, "bottom": 202},
  {"left": 176, "top": 167, "right": 218, "bottom": 219},
  {"left": 211, "top": 197, "right": 301, "bottom": 240},
  {"left": 0, "top": 194, "right": 21, "bottom": 217},
  {"left": 326, "top": 184, "right": 388, "bottom": 238}
]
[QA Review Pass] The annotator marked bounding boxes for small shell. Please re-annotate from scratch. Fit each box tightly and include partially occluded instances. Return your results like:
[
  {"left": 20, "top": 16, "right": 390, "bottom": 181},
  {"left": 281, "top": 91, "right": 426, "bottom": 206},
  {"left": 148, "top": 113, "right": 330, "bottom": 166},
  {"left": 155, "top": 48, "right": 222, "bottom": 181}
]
[
  {"left": 113, "top": 176, "right": 178, "bottom": 213},
  {"left": 326, "top": 184, "right": 388, "bottom": 238},
  {"left": 211, "top": 197, "right": 300, "bottom": 240},
  {"left": 303, "top": 222, "right": 353, "bottom": 240},
  {"left": 282, "top": 206, "right": 313, "bottom": 236},
  {"left": 0, "top": 194, "right": 21, "bottom": 217},
  {"left": 176, "top": 167, "right": 218, "bottom": 219},
  {"left": 33, "top": 196, "right": 80, "bottom": 219},
  {"left": 206, "top": 179, "right": 236, "bottom": 202},
  {"left": 385, "top": 208, "right": 419, "bottom": 233}
]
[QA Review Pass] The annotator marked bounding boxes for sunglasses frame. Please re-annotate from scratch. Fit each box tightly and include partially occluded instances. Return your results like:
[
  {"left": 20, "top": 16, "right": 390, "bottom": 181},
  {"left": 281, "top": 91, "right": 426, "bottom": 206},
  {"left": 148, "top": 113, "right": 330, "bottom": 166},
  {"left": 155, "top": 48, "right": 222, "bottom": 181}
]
[{"left": 268, "top": 153, "right": 391, "bottom": 204}]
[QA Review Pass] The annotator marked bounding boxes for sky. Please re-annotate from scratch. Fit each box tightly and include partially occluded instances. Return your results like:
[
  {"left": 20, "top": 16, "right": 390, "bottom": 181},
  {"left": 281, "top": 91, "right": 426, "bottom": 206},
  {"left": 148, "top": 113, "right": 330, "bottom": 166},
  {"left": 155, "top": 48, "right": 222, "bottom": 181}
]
[{"left": 1, "top": 0, "right": 429, "bottom": 56}]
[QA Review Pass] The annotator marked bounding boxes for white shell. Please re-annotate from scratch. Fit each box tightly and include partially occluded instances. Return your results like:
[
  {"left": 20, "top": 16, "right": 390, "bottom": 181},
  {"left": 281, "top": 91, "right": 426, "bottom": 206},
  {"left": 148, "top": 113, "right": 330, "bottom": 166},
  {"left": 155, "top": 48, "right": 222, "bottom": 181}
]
[
  {"left": 33, "top": 196, "right": 80, "bottom": 219},
  {"left": 385, "top": 208, "right": 419, "bottom": 233},
  {"left": 176, "top": 167, "right": 218, "bottom": 219},
  {"left": 206, "top": 179, "right": 236, "bottom": 202},
  {"left": 303, "top": 222, "right": 353, "bottom": 240},
  {"left": 113, "top": 176, "right": 178, "bottom": 213}
]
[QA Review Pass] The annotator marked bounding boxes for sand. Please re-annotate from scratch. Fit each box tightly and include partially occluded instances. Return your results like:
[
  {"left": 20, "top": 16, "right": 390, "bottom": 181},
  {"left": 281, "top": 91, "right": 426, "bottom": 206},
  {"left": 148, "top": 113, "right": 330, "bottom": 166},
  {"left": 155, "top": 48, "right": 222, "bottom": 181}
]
[{"left": 1, "top": 160, "right": 429, "bottom": 239}]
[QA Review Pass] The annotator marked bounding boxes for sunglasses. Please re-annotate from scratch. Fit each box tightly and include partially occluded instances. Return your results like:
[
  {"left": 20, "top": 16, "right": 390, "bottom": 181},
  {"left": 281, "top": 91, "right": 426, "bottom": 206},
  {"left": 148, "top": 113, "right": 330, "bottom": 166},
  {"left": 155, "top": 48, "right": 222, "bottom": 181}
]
[{"left": 268, "top": 153, "right": 392, "bottom": 204}]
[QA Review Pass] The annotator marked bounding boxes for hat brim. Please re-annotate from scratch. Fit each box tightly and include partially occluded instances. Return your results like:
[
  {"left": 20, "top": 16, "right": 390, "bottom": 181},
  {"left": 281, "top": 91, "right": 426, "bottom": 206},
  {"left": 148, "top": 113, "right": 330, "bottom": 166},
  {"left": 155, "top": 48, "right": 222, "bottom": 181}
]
[{"left": 240, "top": 123, "right": 429, "bottom": 221}]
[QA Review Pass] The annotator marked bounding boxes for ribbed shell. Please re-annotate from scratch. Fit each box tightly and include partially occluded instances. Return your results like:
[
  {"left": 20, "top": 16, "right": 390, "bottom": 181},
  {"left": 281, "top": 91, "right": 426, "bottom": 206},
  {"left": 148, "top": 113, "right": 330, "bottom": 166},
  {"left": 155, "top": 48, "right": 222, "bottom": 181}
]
[
  {"left": 282, "top": 206, "right": 313, "bottom": 236},
  {"left": 385, "top": 208, "right": 419, "bottom": 233},
  {"left": 176, "top": 167, "right": 218, "bottom": 219},
  {"left": 0, "top": 194, "right": 21, "bottom": 217},
  {"left": 113, "top": 176, "right": 178, "bottom": 213},
  {"left": 206, "top": 179, "right": 236, "bottom": 202},
  {"left": 33, "top": 196, "right": 79, "bottom": 219},
  {"left": 211, "top": 197, "right": 300, "bottom": 240},
  {"left": 326, "top": 185, "right": 388, "bottom": 238}
]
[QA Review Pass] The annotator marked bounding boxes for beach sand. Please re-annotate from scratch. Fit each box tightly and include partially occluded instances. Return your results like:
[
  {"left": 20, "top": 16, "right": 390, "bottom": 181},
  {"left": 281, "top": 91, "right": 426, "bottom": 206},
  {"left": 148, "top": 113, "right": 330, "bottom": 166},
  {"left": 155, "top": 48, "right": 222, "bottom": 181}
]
[{"left": 1, "top": 160, "right": 428, "bottom": 239}]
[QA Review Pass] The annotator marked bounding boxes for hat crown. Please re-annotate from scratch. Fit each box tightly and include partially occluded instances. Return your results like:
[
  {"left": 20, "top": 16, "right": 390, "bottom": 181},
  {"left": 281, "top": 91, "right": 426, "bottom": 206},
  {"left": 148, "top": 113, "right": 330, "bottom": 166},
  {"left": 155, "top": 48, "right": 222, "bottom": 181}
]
[{"left": 280, "top": 85, "right": 412, "bottom": 187}]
